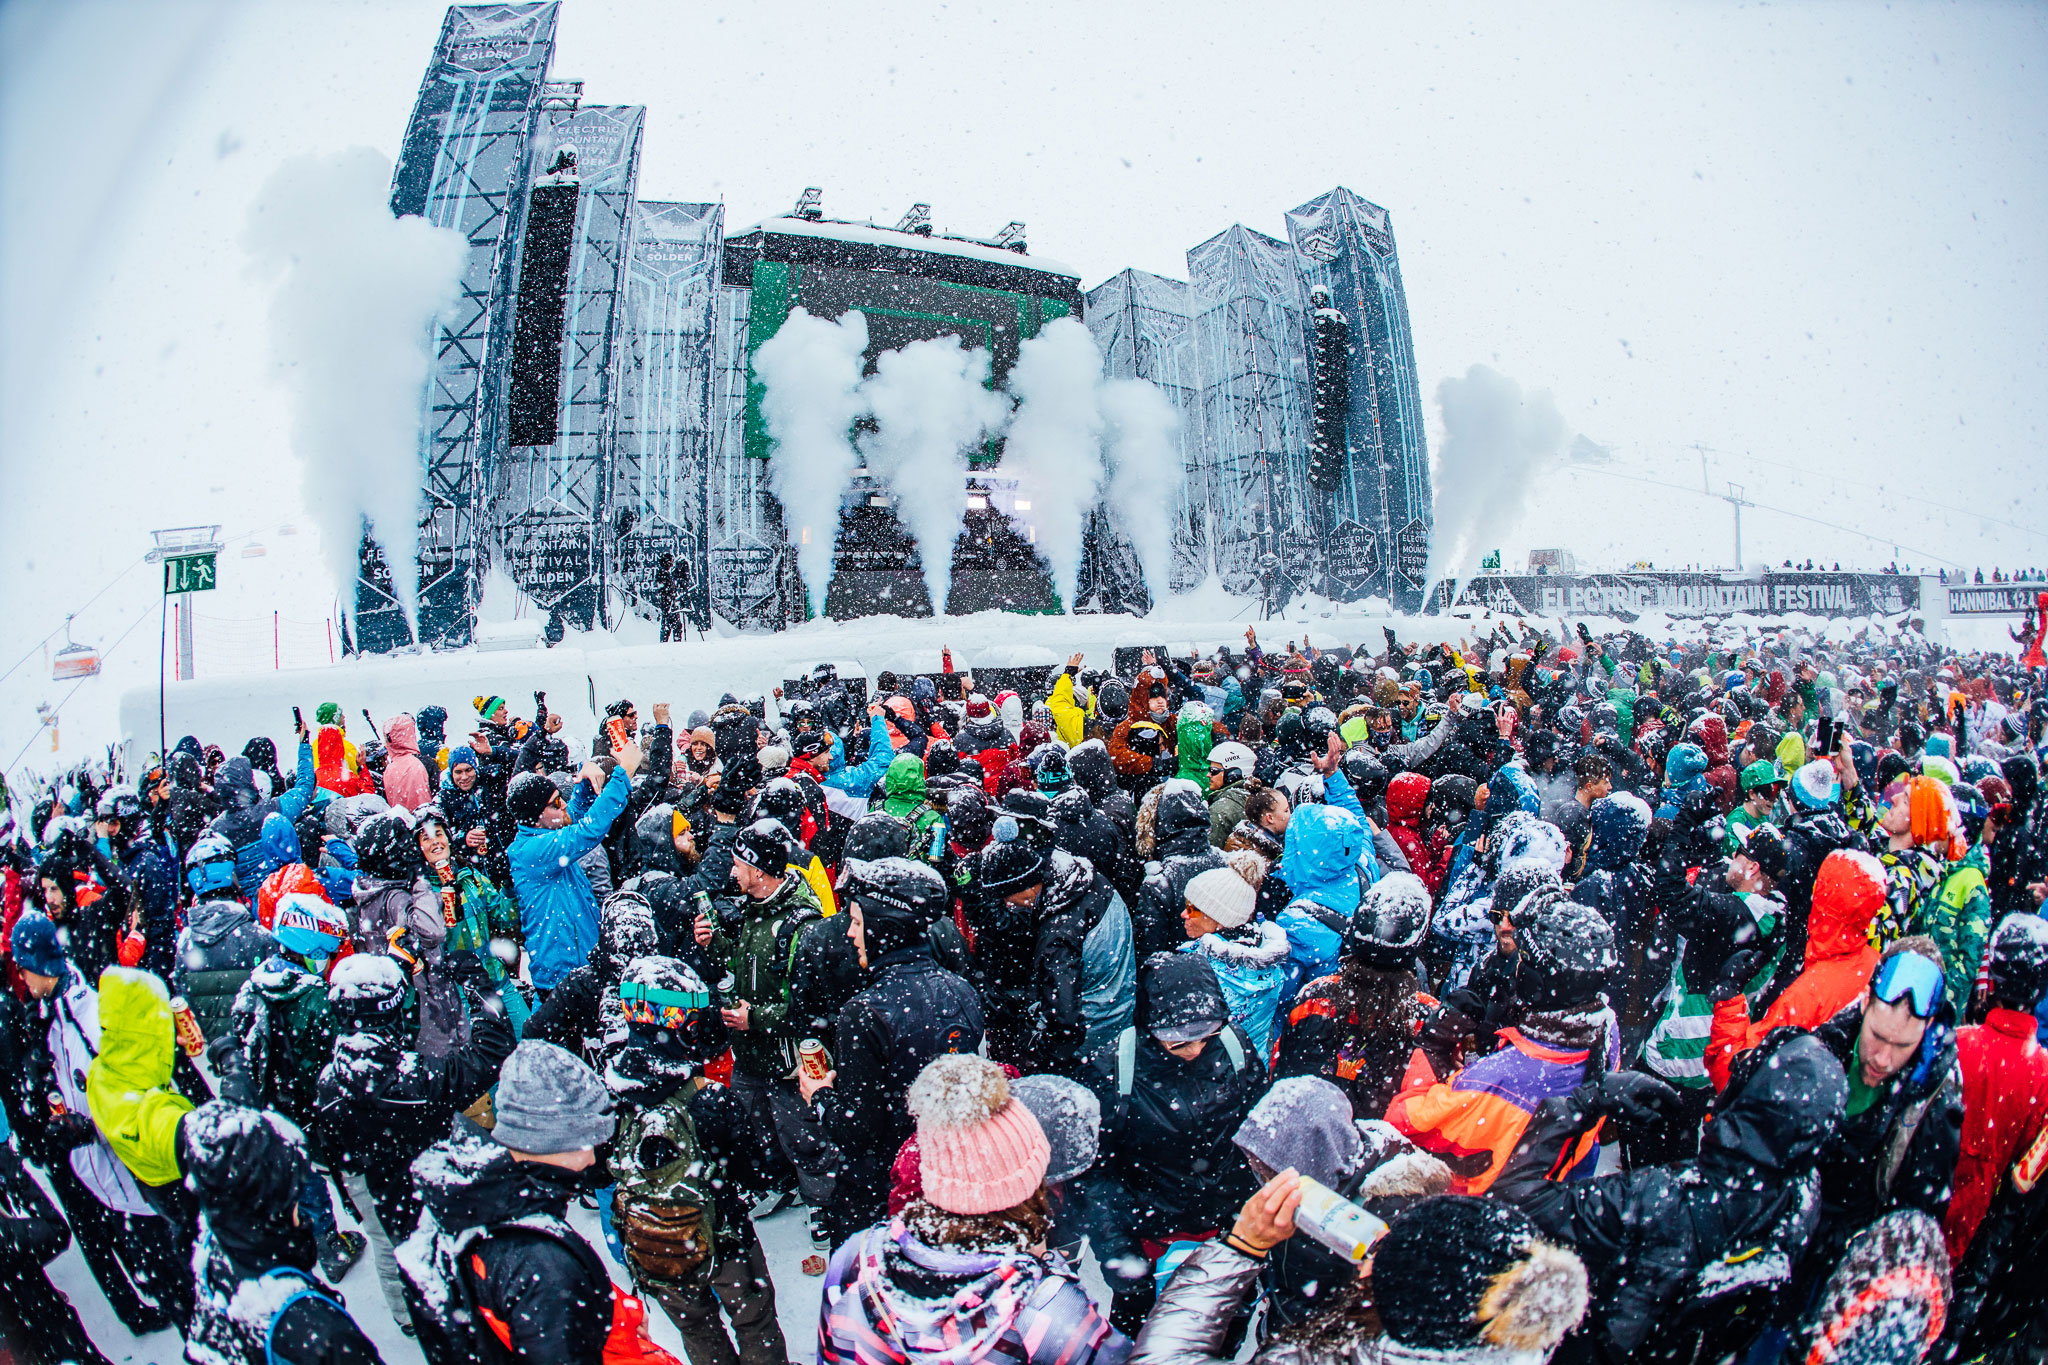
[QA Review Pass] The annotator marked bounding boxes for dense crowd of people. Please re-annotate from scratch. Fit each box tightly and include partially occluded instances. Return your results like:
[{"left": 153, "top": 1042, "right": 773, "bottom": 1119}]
[{"left": 3, "top": 618, "right": 2048, "bottom": 1364}]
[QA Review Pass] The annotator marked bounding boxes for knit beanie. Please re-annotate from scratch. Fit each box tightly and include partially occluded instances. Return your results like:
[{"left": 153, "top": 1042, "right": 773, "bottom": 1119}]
[
  {"left": 474, "top": 695, "right": 507, "bottom": 721},
  {"left": 1791, "top": 759, "right": 1842, "bottom": 810},
  {"left": 1370, "top": 1195, "right": 1588, "bottom": 1354},
  {"left": 506, "top": 771, "right": 557, "bottom": 825},
  {"left": 493, "top": 1041, "right": 616, "bottom": 1155},
  {"left": 1801, "top": 1210, "right": 1949, "bottom": 1365},
  {"left": 1513, "top": 889, "right": 1617, "bottom": 1009},
  {"left": 447, "top": 744, "right": 479, "bottom": 772},
  {"left": 977, "top": 818, "right": 1050, "bottom": 896},
  {"left": 315, "top": 702, "right": 343, "bottom": 728},
  {"left": 1184, "top": 866, "right": 1256, "bottom": 930},
  {"left": 1986, "top": 912, "right": 2048, "bottom": 1010},
  {"left": 965, "top": 693, "right": 994, "bottom": 721},
  {"left": 9, "top": 911, "right": 65, "bottom": 979},
  {"left": 905, "top": 1055, "right": 1050, "bottom": 1215},
  {"left": 1009, "top": 1074, "right": 1100, "bottom": 1185}
]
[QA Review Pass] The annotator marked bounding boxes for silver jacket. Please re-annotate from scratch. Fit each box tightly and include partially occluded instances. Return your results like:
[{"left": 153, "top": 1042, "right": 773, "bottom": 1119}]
[{"left": 1133, "top": 1241, "right": 1554, "bottom": 1365}]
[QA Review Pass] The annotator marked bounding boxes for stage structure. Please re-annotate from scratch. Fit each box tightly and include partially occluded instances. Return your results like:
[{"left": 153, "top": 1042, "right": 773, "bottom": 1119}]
[{"left": 362, "top": 2, "right": 1435, "bottom": 651}]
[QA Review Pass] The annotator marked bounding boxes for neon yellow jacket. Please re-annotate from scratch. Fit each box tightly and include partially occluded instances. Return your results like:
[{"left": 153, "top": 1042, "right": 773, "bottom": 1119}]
[{"left": 86, "top": 968, "right": 192, "bottom": 1187}]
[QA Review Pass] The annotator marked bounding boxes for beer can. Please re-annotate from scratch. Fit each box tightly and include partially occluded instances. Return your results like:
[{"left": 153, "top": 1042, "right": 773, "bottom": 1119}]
[
  {"left": 1291, "top": 1175, "right": 1389, "bottom": 1264},
  {"left": 169, "top": 995, "right": 207, "bottom": 1059},
  {"left": 798, "top": 1039, "right": 831, "bottom": 1080},
  {"left": 606, "top": 716, "right": 631, "bottom": 751}
]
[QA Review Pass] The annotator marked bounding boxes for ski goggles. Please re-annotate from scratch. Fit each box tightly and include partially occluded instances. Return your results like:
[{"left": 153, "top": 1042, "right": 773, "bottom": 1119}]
[
  {"left": 1872, "top": 951, "right": 1944, "bottom": 1020},
  {"left": 618, "top": 981, "right": 711, "bottom": 1030}
]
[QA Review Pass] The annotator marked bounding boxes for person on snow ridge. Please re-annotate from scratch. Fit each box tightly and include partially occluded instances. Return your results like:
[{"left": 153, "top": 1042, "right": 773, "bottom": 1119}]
[
  {"left": 1492, "top": 1028, "right": 1849, "bottom": 1363},
  {"left": 1388, "top": 889, "right": 1620, "bottom": 1195},
  {"left": 207, "top": 721, "right": 317, "bottom": 901},
  {"left": 818, "top": 1053, "right": 1129, "bottom": 1365},
  {"left": 1704, "top": 848, "right": 1885, "bottom": 1091},
  {"left": 1134, "top": 779, "right": 1228, "bottom": 961},
  {"left": 506, "top": 734, "right": 641, "bottom": 995},
  {"left": 1080, "top": 951, "right": 1268, "bottom": 1335},
  {"left": 398, "top": 1041, "right": 679, "bottom": 1365},
  {"left": 1131, "top": 1182, "right": 1587, "bottom": 1365},
  {"left": 315, "top": 951, "right": 513, "bottom": 1329},
  {"left": 972, "top": 817, "right": 1135, "bottom": 1075},
  {"left": 1275, "top": 872, "right": 1436, "bottom": 1122},
  {"left": 7, "top": 913, "right": 192, "bottom": 1336},
  {"left": 796, "top": 857, "right": 984, "bottom": 1245},
  {"left": 1178, "top": 865, "right": 1289, "bottom": 1060},
  {"left": 180, "top": 1101, "right": 385, "bottom": 1365},
  {"left": 217, "top": 892, "right": 364, "bottom": 1282},
  {"left": 602, "top": 954, "right": 790, "bottom": 1365}
]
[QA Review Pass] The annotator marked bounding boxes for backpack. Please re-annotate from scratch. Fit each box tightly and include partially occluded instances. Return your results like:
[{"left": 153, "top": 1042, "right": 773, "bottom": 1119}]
[
  {"left": 258, "top": 1267, "right": 347, "bottom": 1365},
  {"left": 611, "top": 1081, "right": 719, "bottom": 1285}
]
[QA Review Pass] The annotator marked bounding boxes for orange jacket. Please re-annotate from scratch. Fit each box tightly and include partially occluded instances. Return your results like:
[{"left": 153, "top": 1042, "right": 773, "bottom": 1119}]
[{"left": 1704, "top": 849, "right": 1883, "bottom": 1091}]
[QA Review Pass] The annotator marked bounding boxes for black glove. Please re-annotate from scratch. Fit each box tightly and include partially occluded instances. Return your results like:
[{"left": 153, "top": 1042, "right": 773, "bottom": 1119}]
[
  {"left": 1595, "top": 1071, "right": 1684, "bottom": 1130},
  {"left": 44, "top": 1111, "right": 98, "bottom": 1156},
  {"left": 1710, "top": 948, "right": 1763, "bottom": 1003},
  {"left": 1576, "top": 622, "right": 1594, "bottom": 645}
]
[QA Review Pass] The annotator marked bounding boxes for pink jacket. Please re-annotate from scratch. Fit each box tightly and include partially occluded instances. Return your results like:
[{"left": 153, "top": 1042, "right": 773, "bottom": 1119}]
[{"left": 382, "top": 714, "right": 433, "bottom": 812}]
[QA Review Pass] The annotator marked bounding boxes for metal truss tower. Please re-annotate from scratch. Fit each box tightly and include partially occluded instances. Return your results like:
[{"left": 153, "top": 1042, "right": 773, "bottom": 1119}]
[
  {"left": 613, "top": 200, "right": 724, "bottom": 633},
  {"left": 1187, "top": 225, "right": 1314, "bottom": 598},
  {"left": 368, "top": 1, "right": 561, "bottom": 651},
  {"left": 706, "top": 283, "right": 793, "bottom": 630},
  {"left": 490, "top": 101, "right": 645, "bottom": 637}
]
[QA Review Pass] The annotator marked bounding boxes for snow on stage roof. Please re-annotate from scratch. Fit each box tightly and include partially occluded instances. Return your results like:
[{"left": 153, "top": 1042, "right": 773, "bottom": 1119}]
[{"left": 730, "top": 214, "right": 1080, "bottom": 281}]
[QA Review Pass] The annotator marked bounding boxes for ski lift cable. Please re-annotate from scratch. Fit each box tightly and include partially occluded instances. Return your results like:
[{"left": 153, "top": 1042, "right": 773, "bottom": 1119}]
[
  {"left": 4, "top": 594, "right": 159, "bottom": 780},
  {"left": 0, "top": 552, "right": 150, "bottom": 690},
  {"left": 1562, "top": 465, "right": 1966, "bottom": 571}
]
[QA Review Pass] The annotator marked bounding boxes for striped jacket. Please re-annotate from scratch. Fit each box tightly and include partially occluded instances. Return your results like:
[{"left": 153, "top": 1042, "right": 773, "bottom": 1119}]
[{"left": 1386, "top": 1024, "right": 1613, "bottom": 1194}]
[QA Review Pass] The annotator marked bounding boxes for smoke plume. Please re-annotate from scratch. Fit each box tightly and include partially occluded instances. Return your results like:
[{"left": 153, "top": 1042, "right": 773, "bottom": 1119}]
[
  {"left": 859, "top": 337, "right": 1007, "bottom": 616},
  {"left": 1001, "top": 318, "right": 1107, "bottom": 611},
  {"left": 1423, "top": 364, "right": 1569, "bottom": 600},
  {"left": 1099, "top": 377, "right": 1184, "bottom": 601},
  {"left": 754, "top": 307, "right": 870, "bottom": 618},
  {"left": 243, "top": 148, "right": 465, "bottom": 627}
]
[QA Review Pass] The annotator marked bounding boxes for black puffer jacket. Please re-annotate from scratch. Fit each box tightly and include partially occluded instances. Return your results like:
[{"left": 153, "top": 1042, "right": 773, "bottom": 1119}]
[
  {"left": 1133, "top": 782, "right": 1226, "bottom": 960},
  {"left": 1070, "top": 742, "right": 1142, "bottom": 904},
  {"left": 1049, "top": 788, "right": 1133, "bottom": 892},
  {"left": 402, "top": 1135, "right": 612, "bottom": 1365},
  {"left": 315, "top": 1008, "right": 514, "bottom": 1238},
  {"left": 1080, "top": 953, "right": 1267, "bottom": 1238},
  {"left": 1493, "top": 1028, "right": 1847, "bottom": 1361},
  {"left": 967, "top": 850, "right": 1116, "bottom": 1076},
  {"left": 1811, "top": 1000, "right": 1962, "bottom": 1232}
]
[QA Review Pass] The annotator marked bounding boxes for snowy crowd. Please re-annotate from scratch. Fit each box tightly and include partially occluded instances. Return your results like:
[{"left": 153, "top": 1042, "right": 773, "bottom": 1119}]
[{"left": 6, "top": 619, "right": 2048, "bottom": 1365}]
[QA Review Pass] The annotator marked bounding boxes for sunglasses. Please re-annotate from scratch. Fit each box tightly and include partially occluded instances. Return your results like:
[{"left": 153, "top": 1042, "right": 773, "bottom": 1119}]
[
  {"left": 1873, "top": 951, "right": 1944, "bottom": 1020},
  {"left": 618, "top": 981, "right": 710, "bottom": 1030}
]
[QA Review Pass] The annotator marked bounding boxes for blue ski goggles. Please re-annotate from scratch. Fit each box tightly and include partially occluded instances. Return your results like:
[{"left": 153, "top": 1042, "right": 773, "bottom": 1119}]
[
  {"left": 618, "top": 981, "right": 711, "bottom": 1030},
  {"left": 1872, "top": 951, "right": 1944, "bottom": 1020}
]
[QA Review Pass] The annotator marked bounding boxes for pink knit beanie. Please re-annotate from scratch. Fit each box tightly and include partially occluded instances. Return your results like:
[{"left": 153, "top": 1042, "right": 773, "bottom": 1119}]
[{"left": 906, "top": 1055, "right": 1050, "bottom": 1216}]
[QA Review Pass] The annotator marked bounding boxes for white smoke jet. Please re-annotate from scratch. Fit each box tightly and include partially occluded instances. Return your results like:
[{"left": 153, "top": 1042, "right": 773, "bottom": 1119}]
[
  {"left": 1423, "top": 364, "right": 1570, "bottom": 602},
  {"left": 1002, "top": 317, "right": 1107, "bottom": 611},
  {"left": 754, "top": 307, "right": 870, "bottom": 618},
  {"left": 243, "top": 147, "right": 465, "bottom": 628},
  {"left": 1098, "top": 377, "right": 1183, "bottom": 605},
  {"left": 859, "top": 336, "right": 1007, "bottom": 616}
]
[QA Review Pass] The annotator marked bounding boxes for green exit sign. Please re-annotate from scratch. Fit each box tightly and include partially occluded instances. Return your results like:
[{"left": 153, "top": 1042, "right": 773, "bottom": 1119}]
[{"left": 164, "top": 551, "right": 218, "bottom": 594}]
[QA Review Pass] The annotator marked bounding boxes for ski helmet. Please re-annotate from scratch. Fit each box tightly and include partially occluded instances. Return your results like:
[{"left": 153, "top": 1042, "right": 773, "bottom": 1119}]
[
  {"left": 273, "top": 893, "right": 347, "bottom": 968},
  {"left": 1342, "top": 872, "right": 1433, "bottom": 969},
  {"left": 1986, "top": 912, "right": 2048, "bottom": 1011},
  {"left": 185, "top": 832, "right": 238, "bottom": 898},
  {"left": 326, "top": 952, "right": 409, "bottom": 1030},
  {"left": 617, "top": 955, "right": 726, "bottom": 1062},
  {"left": 1207, "top": 742, "right": 1256, "bottom": 785}
]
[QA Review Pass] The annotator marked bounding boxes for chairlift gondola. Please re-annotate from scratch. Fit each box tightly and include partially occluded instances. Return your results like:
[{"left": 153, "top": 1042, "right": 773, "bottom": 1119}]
[{"left": 51, "top": 616, "right": 100, "bottom": 680}]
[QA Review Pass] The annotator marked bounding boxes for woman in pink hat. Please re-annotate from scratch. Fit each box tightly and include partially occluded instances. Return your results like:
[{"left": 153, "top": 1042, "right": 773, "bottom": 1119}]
[{"left": 817, "top": 1054, "right": 1130, "bottom": 1365}]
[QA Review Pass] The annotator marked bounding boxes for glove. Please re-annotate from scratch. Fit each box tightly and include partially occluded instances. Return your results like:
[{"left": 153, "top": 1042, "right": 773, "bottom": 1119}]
[
  {"left": 44, "top": 1111, "right": 98, "bottom": 1155},
  {"left": 1710, "top": 948, "right": 1763, "bottom": 1003},
  {"left": 1593, "top": 1071, "right": 1684, "bottom": 1130},
  {"left": 387, "top": 925, "right": 425, "bottom": 975}
]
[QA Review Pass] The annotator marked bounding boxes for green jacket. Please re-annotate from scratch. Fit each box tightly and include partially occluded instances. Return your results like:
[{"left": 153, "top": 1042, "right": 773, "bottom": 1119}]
[
  {"left": 873, "top": 753, "right": 942, "bottom": 846},
  {"left": 1208, "top": 782, "right": 1249, "bottom": 849},
  {"left": 709, "top": 875, "right": 824, "bottom": 1079},
  {"left": 230, "top": 958, "right": 337, "bottom": 1132},
  {"left": 86, "top": 967, "right": 192, "bottom": 1186},
  {"left": 1175, "top": 709, "right": 1216, "bottom": 784},
  {"left": 1926, "top": 846, "right": 1992, "bottom": 1016}
]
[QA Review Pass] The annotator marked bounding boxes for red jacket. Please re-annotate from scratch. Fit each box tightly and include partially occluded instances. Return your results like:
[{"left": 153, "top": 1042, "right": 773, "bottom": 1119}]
[
  {"left": 1386, "top": 772, "right": 1451, "bottom": 897},
  {"left": 1945, "top": 1007, "right": 2048, "bottom": 1262},
  {"left": 1705, "top": 849, "right": 1882, "bottom": 1091}
]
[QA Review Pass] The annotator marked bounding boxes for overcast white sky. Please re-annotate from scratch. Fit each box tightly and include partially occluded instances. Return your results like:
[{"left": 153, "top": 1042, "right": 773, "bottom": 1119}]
[{"left": 1, "top": 0, "right": 2044, "bottom": 763}]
